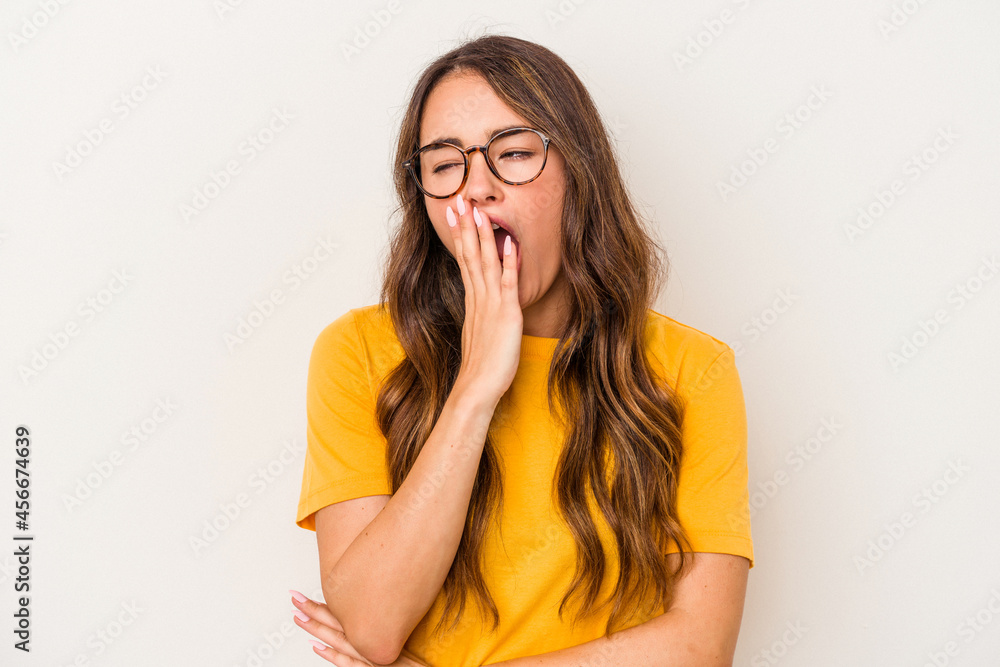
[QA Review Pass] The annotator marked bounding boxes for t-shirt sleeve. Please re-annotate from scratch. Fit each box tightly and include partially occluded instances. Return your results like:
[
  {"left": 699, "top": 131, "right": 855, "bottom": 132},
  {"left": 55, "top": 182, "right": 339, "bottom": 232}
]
[
  {"left": 666, "top": 346, "right": 754, "bottom": 569},
  {"left": 295, "top": 309, "right": 393, "bottom": 532}
]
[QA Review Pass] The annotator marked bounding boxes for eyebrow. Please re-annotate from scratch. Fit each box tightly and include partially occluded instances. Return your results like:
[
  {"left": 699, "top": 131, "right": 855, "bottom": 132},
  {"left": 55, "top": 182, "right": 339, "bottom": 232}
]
[{"left": 423, "top": 125, "right": 529, "bottom": 149}]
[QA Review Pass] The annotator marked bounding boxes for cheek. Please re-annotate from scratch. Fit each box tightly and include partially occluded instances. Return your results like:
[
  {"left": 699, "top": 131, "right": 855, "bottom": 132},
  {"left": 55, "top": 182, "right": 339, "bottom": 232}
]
[
  {"left": 535, "top": 199, "right": 563, "bottom": 247},
  {"left": 541, "top": 186, "right": 564, "bottom": 221},
  {"left": 523, "top": 174, "right": 564, "bottom": 230},
  {"left": 430, "top": 214, "right": 455, "bottom": 254}
]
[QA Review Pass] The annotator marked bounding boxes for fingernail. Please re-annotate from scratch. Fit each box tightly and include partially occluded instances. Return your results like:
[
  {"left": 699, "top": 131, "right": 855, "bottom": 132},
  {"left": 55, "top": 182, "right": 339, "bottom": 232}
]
[
  {"left": 457, "top": 193, "right": 466, "bottom": 215},
  {"left": 310, "top": 640, "right": 327, "bottom": 651},
  {"left": 446, "top": 205, "right": 457, "bottom": 227},
  {"left": 289, "top": 589, "right": 307, "bottom": 603},
  {"left": 294, "top": 610, "right": 310, "bottom": 622},
  {"left": 473, "top": 207, "right": 482, "bottom": 227}
]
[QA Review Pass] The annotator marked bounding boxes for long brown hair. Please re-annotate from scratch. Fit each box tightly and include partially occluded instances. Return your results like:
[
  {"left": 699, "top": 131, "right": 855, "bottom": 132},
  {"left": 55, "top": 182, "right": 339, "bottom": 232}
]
[{"left": 375, "top": 33, "right": 693, "bottom": 639}]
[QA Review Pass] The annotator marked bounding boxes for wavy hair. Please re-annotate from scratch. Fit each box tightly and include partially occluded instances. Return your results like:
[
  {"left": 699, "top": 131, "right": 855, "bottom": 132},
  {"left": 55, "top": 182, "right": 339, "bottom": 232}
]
[{"left": 375, "top": 33, "right": 693, "bottom": 639}]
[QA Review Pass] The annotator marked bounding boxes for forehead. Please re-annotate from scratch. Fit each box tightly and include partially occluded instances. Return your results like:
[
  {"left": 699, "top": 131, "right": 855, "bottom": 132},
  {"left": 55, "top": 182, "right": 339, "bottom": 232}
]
[{"left": 419, "top": 72, "right": 527, "bottom": 147}]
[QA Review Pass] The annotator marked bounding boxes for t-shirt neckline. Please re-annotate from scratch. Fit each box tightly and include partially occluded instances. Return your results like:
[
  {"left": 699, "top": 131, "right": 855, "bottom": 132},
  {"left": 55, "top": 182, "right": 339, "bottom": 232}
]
[{"left": 520, "top": 333, "right": 562, "bottom": 360}]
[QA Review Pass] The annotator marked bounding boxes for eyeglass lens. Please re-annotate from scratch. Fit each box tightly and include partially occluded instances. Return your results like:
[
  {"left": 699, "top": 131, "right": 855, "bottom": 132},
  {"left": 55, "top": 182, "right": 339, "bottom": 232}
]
[{"left": 414, "top": 130, "right": 545, "bottom": 197}]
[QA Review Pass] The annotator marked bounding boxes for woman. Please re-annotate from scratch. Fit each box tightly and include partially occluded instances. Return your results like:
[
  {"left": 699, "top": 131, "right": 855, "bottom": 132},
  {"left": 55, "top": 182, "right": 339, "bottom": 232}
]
[{"left": 291, "top": 34, "right": 754, "bottom": 666}]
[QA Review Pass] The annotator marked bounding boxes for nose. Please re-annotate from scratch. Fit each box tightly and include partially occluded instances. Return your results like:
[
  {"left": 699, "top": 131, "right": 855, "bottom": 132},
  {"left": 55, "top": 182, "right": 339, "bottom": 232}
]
[{"left": 461, "top": 147, "right": 499, "bottom": 202}]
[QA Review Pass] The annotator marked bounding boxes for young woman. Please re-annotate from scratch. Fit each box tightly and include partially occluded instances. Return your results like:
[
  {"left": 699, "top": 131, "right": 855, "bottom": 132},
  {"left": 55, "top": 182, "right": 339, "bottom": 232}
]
[{"left": 291, "top": 34, "right": 754, "bottom": 666}]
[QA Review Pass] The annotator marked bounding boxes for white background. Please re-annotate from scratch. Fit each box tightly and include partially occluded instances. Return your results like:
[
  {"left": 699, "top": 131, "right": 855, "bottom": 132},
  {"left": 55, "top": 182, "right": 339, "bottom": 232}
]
[{"left": 2, "top": 1, "right": 999, "bottom": 665}]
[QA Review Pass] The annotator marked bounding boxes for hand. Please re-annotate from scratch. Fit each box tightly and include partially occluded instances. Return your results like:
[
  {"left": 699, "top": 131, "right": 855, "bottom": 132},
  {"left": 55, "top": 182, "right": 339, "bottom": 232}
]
[
  {"left": 290, "top": 590, "right": 427, "bottom": 666},
  {"left": 446, "top": 193, "right": 523, "bottom": 403}
]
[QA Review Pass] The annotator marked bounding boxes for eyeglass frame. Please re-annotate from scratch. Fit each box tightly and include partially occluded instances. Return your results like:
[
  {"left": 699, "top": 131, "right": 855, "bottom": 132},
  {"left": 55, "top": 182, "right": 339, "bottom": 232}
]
[{"left": 401, "top": 127, "right": 552, "bottom": 199}]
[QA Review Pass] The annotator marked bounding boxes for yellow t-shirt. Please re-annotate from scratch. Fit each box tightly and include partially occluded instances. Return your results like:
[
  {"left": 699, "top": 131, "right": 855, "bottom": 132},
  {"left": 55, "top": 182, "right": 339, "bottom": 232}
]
[{"left": 296, "top": 303, "right": 753, "bottom": 666}]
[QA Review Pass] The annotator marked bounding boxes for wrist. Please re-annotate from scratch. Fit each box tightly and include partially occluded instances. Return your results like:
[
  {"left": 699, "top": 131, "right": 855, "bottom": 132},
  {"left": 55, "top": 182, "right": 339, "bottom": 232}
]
[{"left": 450, "top": 376, "right": 500, "bottom": 417}]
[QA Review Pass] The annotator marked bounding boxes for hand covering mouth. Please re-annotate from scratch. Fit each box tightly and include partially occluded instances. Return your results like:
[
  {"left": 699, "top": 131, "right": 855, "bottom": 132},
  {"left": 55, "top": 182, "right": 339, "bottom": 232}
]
[{"left": 486, "top": 215, "right": 520, "bottom": 269}]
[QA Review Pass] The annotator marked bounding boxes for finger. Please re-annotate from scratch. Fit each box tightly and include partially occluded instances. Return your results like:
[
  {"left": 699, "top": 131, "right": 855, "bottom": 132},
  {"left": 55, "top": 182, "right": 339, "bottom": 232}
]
[
  {"left": 308, "top": 640, "right": 343, "bottom": 664},
  {"left": 311, "top": 640, "right": 371, "bottom": 665},
  {"left": 501, "top": 232, "right": 519, "bottom": 297},
  {"left": 455, "top": 195, "right": 486, "bottom": 298},
  {"left": 446, "top": 205, "right": 478, "bottom": 363},
  {"left": 290, "top": 592, "right": 343, "bottom": 632},
  {"left": 447, "top": 204, "right": 479, "bottom": 333},
  {"left": 446, "top": 204, "right": 475, "bottom": 304},
  {"left": 473, "top": 206, "right": 501, "bottom": 287},
  {"left": 294, "top": 614, "right": 373, "bottom": 664}
]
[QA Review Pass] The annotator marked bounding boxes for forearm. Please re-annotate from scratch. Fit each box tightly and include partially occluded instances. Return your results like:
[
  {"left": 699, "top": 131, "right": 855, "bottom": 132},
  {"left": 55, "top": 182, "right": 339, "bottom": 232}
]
[
  {"left": 488, "top": 610, "right": 728, "bottom": 667},
  {"left": 326, "top": 379, "right": 497, "bottom": 661}
]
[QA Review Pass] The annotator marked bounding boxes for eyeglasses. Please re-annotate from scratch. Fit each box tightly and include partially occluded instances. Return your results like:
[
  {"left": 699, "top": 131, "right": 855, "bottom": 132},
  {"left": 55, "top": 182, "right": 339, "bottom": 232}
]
[{"left": 402, "top": 127, "right": 551, "bottom": 199}]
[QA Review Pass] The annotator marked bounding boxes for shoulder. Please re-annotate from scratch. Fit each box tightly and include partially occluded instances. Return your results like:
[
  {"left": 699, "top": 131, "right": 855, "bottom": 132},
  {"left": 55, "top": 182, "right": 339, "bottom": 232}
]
[
  {"left": 643, "top": 309, "right": 737, "bottom": 399},
  {"left": 312, "top": 303, "right": 394, "bottom": 348},
  {"left": 310, "top": 309, "right": 363, "bottom": 367},
  {"left": 310, "top": 303, "right": 403, "bottom": 379}
]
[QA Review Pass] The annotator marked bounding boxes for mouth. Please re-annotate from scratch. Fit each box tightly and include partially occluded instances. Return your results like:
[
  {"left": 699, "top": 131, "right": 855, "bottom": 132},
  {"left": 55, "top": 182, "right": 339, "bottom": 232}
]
[{"left": 487, "top": 215, "right": 521, "bottom": 272}]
